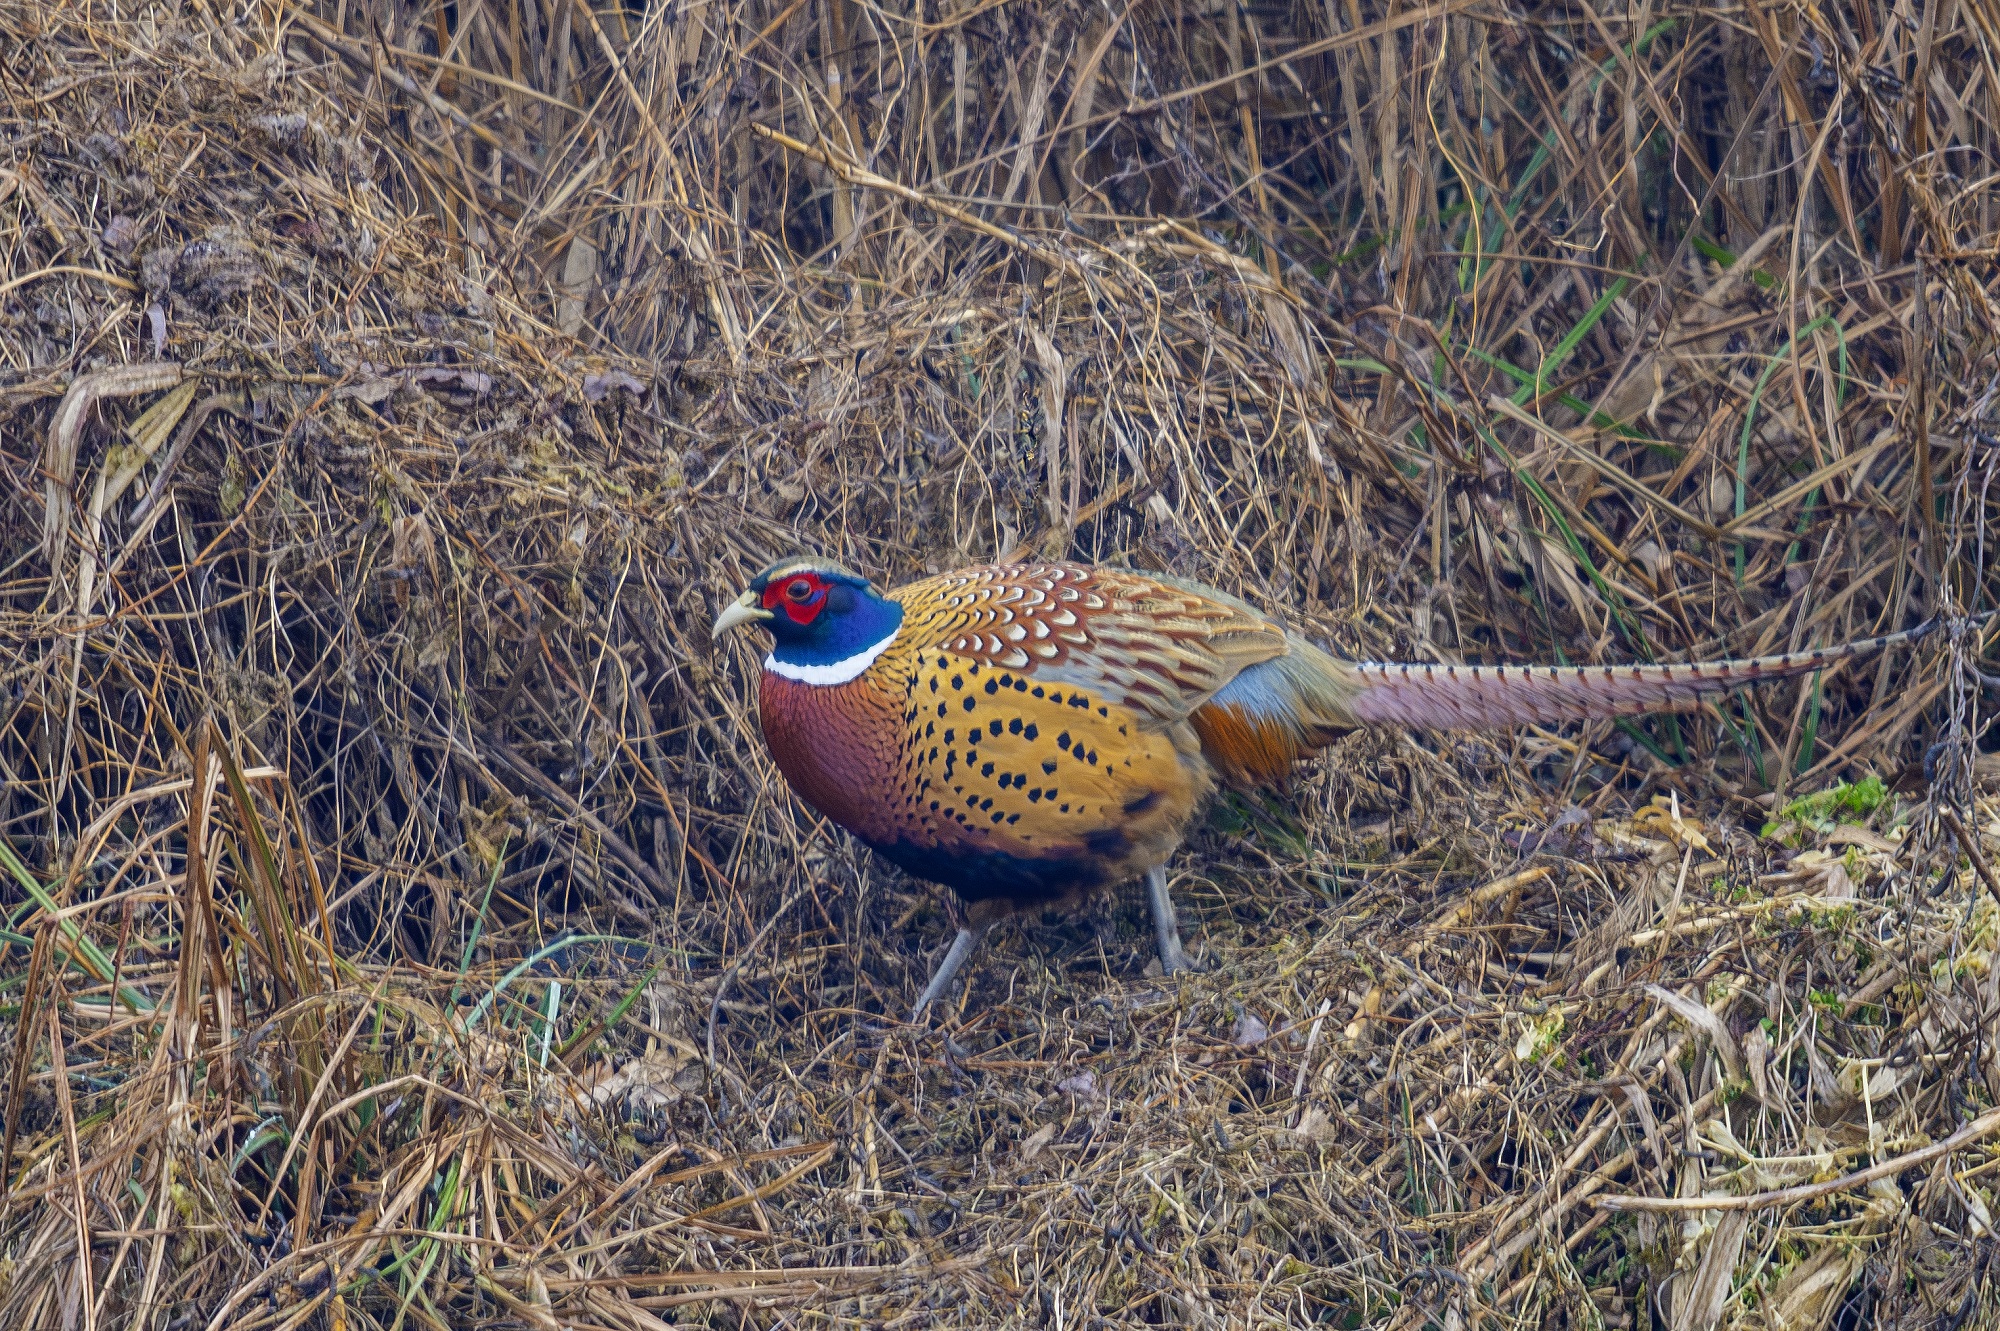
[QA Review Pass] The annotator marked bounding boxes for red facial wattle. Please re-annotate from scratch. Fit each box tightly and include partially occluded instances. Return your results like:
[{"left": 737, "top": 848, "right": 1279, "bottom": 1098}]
[{"left": 762, "top": 572, "right": 829, "bottom": 625}]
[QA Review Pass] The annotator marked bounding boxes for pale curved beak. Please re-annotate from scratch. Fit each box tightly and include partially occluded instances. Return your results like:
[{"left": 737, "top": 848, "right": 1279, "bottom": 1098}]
[{"left": 711, "top": 590, "right": 773, "bottom": 639}]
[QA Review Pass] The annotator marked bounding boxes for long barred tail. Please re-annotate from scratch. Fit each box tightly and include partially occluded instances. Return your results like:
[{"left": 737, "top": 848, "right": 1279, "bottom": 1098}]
[
  {"left": 1187, "top": 611, "right": 1991, "bottom": 786},
  {"left": 1329, "top": 614, "right": 1988, "bottom": 732}
]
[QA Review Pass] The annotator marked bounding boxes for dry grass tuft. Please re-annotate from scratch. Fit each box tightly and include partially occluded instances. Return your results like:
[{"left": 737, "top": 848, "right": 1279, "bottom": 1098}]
[{"left": 3, "top": 0, "right": 2000, "bottom": 1325}]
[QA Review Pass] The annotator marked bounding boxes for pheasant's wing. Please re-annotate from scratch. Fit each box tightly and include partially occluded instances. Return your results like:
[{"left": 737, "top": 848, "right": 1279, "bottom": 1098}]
[{"left": 891, "top": 563, "right": 1289, "bottom": 727}]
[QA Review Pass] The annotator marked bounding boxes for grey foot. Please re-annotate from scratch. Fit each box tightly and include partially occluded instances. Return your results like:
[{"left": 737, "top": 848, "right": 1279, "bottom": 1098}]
[
  {"left": 1146, "top": 866, "right": 1195, "bottom": 975},
  {"left": 913, "top": 925, "right": 988, "bottom": 1019}
]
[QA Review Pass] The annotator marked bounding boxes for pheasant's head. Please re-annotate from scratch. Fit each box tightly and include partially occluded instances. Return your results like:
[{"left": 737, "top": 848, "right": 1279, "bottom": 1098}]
[{"left": 712, "top": 557, "right": 905, "bottom": 682}]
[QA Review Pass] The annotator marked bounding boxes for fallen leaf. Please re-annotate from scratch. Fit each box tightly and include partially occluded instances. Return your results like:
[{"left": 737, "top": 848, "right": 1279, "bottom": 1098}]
[
  {"left": 102, "top": 214, "right": 142, "bottom": 258},
  {"left": 1019, "top": 1122, "right": 1057, "bottom": 1164},
  {"left": 1646, "top": 985, "right": 1744, "bottom": 1081},
  {"left": 583, "top": 369, "right": 646, "bottom": 401},
  {"left": 1825, "top": 826, "right": 1898, "bottom": 854},
  {"left": 1744, "top": 1025, "right": 1772, "bottom": 1105},
  {"left": 1759, "top": 1241, "right": 1863, "bottom": 1331},
  {"left": 1674, "top": 1208, "right": 1748, "bottom": 1330},
  {"left": 582, "top": 1052, "right": 690, "bottom": 1115},
  {"left": 1293, "top": 1105, "right": 1339, "bottom": 1142},
  {"left": 1231, "top": 1011, "right": 1270, "bottom": 1047}
]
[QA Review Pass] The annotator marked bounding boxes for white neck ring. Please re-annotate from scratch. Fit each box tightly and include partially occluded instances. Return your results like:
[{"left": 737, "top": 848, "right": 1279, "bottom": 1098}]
[{"left": 764, "top": 628, "right": 897, "bottom": 686}]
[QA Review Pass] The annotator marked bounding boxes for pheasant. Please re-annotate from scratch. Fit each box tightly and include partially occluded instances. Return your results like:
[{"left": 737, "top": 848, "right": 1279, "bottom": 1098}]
[{"left": 713, "top": 557, "right": 1954, "bottom": 1016}]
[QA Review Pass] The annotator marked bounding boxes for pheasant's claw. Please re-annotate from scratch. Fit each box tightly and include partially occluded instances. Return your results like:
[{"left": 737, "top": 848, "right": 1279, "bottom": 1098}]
[
  {"left": 912, "top": 925, "right": 988, "bottom": 1020},
  {"left": 1145, "top": 866, "right": 1197, "bottom": 978}
]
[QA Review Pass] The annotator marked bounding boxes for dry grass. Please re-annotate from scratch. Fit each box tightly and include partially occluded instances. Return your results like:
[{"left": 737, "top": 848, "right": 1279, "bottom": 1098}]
[{"left": 3, "top": 0, "right": 2000, "bottom": 1325}]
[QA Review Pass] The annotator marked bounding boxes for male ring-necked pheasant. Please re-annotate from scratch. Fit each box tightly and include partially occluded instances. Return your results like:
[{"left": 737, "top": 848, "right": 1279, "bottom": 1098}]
[{"left": 713, "top": 557, "right": 1945, "bottom": 1015}]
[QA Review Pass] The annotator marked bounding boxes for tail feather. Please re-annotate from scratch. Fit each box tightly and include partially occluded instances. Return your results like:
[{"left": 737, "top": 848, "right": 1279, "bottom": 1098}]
[
  {"left": 1329, "top": 620, "right": 1955, "bottom": 731},
  {"left": 1188, "top": 613, "right": 1983, "bottom": 786}
]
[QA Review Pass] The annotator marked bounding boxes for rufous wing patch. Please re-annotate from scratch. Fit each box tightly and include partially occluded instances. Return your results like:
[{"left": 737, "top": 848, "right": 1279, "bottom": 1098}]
[{"left": 1189, "top": 702, "right": 1305, "bottom": 787}]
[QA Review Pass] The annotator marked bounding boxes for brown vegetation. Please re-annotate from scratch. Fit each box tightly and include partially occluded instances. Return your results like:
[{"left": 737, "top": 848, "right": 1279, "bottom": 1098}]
[{"left": 2, "top": 0, "right": 1999, "bottom": 1324}]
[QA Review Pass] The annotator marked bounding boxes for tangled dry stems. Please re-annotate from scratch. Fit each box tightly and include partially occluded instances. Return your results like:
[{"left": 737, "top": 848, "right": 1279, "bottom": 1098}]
[{"left": 2, "top": 0, "right": 2000, "bottom": 1325}]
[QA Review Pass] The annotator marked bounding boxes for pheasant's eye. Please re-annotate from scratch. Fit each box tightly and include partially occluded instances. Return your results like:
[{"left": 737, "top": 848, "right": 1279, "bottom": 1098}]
[{"left": 784, "top": 578, "right": 814, "bottom": 601}]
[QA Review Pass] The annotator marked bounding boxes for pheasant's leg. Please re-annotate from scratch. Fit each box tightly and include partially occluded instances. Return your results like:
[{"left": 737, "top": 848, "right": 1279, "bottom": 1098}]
[
  {"left": 913, "top": 925, "right": 989, "bottom": 1019},
  {"left": 1146, "top": 866, "right": 1192, "bottom": 974}
]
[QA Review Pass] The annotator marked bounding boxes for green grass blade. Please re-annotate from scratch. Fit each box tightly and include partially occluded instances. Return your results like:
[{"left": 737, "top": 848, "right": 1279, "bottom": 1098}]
[
  {"left": 448, "top": 835, "right": 508, "bottom": 1010},
  {"left": 1735, "top": 315, "right": 1842, "bottom": 583},
  {"left": 462, "top": 934, "right": 655, "bottom": 1034},
  {"left": 556, "top": 959, "right": 665, "bottom": 1061},
  {"left": 1797, "top": 671, "right": 1825, "bottom": 776},
  {"left": 1512, "top": 277, "right": 1631, "bottom": 406},
  {"left": 0, "top": 838, "right": 153, "bottom": 1014}
]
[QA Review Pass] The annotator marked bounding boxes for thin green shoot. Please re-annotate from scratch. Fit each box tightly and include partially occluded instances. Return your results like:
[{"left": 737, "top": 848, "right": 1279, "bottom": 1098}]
[
  {"left": 1797, "top": 671, "right": 1824, "bottom": 776},
  {"left": 1734, "top": 696, "right": 1769, "bottom": 789},
  {"left": 1688, "top": 233, "right": 1778, "bottom": 291},
  {"left": 0, "top": 837, "right": 154, "bottom": 1014},
  {"left": 448, "top": 835, "right": 508, "bottom": 1011},
  {"left": 230, "top": 1114, "right": 291, "bottom": 1177},
  {"left": 538, "top": 979, "right": 561, "bottom": 1069},
  {"left": 1735, "top": 315, "right": 1847, "bottom": 584},
  {"left": 557, "top": 959, "right": 665, "bottom": 1061},
  {"left": 462, "top": 934, "right": 655, "bottom": 1035},
  {"left": 1512, "top": 277, "right": 1632, "bottom": 406},
  {"left": 1475, "top": 428, "right": 1655, "bottom": 661}
]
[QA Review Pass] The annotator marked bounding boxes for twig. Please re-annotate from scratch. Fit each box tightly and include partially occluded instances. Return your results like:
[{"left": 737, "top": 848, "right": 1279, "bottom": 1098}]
[
  {"left": 706, "top": 883, "right": 811, "bottom": 1075},
  {"left": 1937, "top": 805, "right": 2000, "bottom": 907},
  {"left": 751, "top": 124, "right": 1110, "bottom": 294},
  {"left": 478, "top": 732, "right": 673, "bottom": 903},
  {"left": 1595, "top": 1108, "right": 2000, "bottom": 1212}
]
